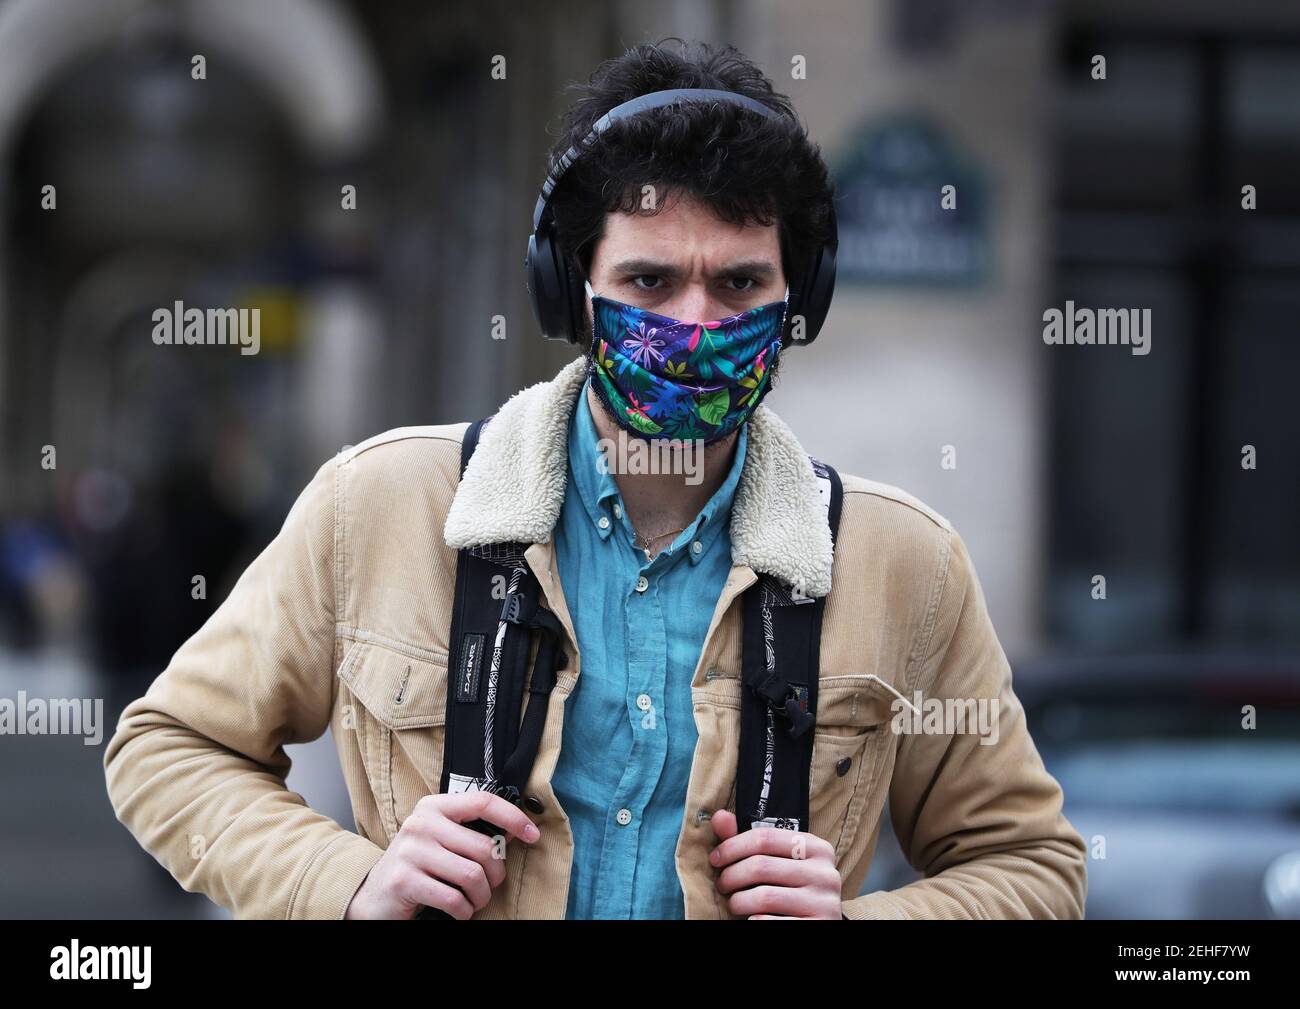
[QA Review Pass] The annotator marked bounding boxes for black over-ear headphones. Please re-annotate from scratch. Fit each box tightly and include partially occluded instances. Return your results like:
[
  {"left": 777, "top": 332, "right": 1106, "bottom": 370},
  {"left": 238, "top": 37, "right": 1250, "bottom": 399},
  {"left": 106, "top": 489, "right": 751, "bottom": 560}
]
[{"left": 525, "top": 88, "right": 838, "bottom": 346}]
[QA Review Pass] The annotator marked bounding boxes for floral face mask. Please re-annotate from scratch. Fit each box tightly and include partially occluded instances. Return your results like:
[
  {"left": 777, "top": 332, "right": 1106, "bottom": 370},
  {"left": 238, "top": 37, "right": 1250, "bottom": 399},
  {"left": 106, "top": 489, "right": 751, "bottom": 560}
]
[{"left": 584, "top": 279, "right": 788, "bottom": 443}]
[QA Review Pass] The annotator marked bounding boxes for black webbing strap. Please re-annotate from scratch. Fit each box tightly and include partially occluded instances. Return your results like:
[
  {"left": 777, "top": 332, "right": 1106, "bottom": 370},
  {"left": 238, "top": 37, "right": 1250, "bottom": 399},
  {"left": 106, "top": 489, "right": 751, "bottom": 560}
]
[
  {"left": 735, "top": 458, "right": 844, "bottom": 835},
  {"left": 440, "top": 417, "right": 565, "bottom": 807},
  {"left": 498, "top": 590, "right": 564, "bottom": 790},
  {"left": 418, "top": 418, "right": 565, "bottom": 919}
]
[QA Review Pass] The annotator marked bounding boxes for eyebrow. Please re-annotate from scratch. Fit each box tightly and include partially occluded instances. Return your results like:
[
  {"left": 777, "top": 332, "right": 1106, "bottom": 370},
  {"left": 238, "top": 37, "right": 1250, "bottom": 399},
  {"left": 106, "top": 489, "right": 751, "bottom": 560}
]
[{"left": 608, "top": 258, "right": 778, "bottom": 280}]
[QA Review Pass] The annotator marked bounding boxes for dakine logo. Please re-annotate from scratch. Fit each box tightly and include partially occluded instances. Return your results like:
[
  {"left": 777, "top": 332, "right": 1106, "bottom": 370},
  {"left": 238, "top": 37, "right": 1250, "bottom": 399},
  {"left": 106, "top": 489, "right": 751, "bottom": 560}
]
[
  {"left": 151, "top": 300, "right": 261, "bottom": 356},
  {"left": 1042, "top": 301, "right": 1151, "bottom": 356},
  {"left": 50, "top": 941, "right": 151, "bottom": 989},
  {"left": 457, "top": 633, "right": 486, "bottom": 702}
]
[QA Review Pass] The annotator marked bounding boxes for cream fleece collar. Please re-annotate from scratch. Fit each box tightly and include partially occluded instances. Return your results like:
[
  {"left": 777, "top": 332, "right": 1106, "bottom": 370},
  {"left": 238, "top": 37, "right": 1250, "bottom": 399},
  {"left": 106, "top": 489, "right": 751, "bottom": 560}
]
[{"left": 443, "top": 356, "right": 835, "bottom": 596}]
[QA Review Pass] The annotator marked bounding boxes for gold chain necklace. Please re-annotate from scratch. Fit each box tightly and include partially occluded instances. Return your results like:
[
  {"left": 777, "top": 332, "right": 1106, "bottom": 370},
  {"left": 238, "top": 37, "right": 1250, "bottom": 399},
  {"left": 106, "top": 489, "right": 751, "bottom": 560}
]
[{"left": 634, "top": 524, "right": 687, "bottom": 562}]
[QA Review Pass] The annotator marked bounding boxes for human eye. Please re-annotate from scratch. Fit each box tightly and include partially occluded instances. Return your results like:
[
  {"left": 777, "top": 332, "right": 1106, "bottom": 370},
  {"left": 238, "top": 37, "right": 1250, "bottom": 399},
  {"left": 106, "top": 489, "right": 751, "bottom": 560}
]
[
  {"left": 725, "top": 276, "right": 757, "bottom": 293},
  {"left": 630, "top": 275, "right": 665, "bottom": 291}
]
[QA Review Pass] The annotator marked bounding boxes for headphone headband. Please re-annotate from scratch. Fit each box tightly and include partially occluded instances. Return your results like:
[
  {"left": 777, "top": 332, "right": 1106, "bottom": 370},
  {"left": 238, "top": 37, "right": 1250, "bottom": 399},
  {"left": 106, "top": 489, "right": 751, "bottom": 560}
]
[
  {"left": 525, "top": 87, "right": 837, "bottom": 346},
  {"left": 533, "top": 89, "right": 783, "bottom": 231}
]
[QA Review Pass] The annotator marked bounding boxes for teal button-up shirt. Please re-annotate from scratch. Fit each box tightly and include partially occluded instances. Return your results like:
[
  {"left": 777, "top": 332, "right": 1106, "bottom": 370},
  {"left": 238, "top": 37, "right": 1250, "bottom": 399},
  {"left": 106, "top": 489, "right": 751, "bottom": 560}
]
[{"left": 551, "top": 378, "right": 747, "bottom": 919}]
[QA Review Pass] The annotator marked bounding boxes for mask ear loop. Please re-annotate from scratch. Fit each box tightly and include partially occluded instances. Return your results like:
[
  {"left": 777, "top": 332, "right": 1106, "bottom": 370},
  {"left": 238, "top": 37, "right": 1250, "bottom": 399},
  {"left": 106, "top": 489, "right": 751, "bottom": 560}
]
[
  {"left": 583, "top": 279, "right": 598, "bottom": 349},
  {"left": 778, "top": 283, "right": 792, "bottom": 346}
]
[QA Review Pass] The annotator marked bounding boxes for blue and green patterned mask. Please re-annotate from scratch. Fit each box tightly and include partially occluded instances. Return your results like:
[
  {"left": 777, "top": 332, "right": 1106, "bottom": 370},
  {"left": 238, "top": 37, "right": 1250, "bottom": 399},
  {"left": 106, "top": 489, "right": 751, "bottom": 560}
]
[{"left": 584, "top": 279, "right": 787, "bottom": 443}]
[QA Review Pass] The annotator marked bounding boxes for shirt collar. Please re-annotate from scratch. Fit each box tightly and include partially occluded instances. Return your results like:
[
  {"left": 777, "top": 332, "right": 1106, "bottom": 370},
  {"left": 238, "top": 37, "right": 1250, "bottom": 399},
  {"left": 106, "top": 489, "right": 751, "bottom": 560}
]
[{"left": 567, "top": 377, "right": 747, "bottom": 565}]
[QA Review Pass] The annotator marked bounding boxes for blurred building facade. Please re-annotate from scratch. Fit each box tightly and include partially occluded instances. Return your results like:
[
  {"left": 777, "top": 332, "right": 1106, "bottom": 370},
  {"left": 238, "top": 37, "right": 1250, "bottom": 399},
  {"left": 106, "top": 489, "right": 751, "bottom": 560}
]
[
  {"left": 4, "top": 0, "right": 1298, "bottom": 664},
  {"left": 0, "top": 0, "right": 1297, "bottom": 918}
]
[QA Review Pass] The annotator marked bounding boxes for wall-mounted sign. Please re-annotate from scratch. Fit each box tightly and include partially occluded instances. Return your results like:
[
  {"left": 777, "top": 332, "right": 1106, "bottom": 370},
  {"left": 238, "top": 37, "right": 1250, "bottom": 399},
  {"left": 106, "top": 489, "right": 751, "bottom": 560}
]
[{"left": 832, "top": 116, "right": 990, "bottom": 286}]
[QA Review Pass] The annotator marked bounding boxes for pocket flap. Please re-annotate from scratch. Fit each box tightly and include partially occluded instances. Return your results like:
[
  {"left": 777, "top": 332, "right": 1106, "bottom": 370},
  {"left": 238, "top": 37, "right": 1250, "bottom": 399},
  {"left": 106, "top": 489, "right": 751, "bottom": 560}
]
[
  {"left": 337, "top": 639, "right": 448, "bottom": 729},
  {"left": 816, "top": 674, "right": 903, "bottom": 730}
]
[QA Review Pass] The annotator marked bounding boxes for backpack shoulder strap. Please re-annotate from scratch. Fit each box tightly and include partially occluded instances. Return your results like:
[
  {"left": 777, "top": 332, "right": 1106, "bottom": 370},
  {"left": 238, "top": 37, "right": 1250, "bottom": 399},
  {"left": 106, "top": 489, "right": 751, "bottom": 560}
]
[
  {"left": 735, "top": 457, "right": 843, "bottom": 835},
  {"left": 440, "top": 415, "right": 563, "bottom": 803},
  {"left": 421, "top": 416, "right": 566, "bottom": 917},
  {"left": 815, "top": 457, "right": 845, "bottom": 551},
  {"left": 459, "top": 415, "right": 492, "bottom": 477}
]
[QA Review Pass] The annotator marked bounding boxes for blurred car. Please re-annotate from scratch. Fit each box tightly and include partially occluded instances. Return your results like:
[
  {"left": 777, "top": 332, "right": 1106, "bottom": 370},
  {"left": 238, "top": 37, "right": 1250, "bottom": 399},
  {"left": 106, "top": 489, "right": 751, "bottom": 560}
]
[{"left": 1015, "top": 652, "right": 1300, "bottom": 919}]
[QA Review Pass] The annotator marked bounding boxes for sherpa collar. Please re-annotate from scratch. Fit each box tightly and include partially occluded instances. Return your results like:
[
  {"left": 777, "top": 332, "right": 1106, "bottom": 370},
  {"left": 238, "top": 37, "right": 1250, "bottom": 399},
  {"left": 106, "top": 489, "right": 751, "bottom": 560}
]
[{"left": 443, "top": 356, "right": 835, "bottom": 597}]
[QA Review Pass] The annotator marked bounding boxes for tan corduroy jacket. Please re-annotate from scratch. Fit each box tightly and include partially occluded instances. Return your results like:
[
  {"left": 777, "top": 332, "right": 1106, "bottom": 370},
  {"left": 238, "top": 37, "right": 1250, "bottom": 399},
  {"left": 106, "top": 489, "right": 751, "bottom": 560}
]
[{"left": 104, "top": 356, "right": 1087, "bottom": 919}]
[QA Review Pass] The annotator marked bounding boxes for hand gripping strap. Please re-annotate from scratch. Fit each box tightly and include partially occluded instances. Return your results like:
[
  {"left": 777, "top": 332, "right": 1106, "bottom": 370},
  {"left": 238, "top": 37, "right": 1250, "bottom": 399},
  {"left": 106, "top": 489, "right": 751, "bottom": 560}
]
[
  {"left": 735, "top": 457, "right": 843, "bottom": 835},
  {"left": 420, "top": 419, "right": 565, "bottom": 920}
]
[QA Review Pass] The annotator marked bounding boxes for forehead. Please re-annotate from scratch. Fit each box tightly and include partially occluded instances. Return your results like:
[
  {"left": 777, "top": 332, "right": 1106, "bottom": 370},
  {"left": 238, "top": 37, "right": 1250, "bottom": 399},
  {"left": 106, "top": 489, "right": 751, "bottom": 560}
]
[{"left": 599, "top": 191, "right": 779, "bottom": 257}]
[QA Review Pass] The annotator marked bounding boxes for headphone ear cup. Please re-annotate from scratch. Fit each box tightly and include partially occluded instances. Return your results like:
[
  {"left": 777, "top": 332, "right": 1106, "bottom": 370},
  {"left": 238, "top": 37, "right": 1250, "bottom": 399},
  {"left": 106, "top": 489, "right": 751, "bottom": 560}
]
[
  {"left": 526, "top": 225, "right": 576, "bottom": 343},
  {"left": 525, "top": 232, "right": 547, "bottom": 336},
  {"left": 789, "top": 242, "right": 837, "bottom": 346}
]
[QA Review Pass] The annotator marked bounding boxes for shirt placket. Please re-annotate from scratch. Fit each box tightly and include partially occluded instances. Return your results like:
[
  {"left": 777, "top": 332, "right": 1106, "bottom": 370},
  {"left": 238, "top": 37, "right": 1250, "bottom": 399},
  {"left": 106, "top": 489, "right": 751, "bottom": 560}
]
[{"left": 590, "top": 503, "right": 692, "bottom": 918}]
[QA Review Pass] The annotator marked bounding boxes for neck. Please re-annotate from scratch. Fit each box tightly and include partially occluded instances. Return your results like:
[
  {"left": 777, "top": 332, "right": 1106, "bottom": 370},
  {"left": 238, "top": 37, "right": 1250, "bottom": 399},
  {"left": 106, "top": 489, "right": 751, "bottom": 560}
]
[{"left": 585, "top": 383, "right": 739, "bottom": 541}]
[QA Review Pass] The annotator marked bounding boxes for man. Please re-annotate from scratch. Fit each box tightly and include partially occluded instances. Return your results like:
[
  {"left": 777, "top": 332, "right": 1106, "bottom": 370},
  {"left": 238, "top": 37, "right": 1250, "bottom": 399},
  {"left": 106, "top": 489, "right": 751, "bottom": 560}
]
[{"left": 105, "top": 40, "right": 1087, "bottom": 919}]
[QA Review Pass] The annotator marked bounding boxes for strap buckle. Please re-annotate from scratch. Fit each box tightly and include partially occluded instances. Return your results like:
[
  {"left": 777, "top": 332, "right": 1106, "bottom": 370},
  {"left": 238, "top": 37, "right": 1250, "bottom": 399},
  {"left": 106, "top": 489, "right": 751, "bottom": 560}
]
[
  {"left": 501, "top": 590, "right": 536, "bottom": 625},
  {"left": 756, "top": 677, "right": 813, "bottom": 738}
]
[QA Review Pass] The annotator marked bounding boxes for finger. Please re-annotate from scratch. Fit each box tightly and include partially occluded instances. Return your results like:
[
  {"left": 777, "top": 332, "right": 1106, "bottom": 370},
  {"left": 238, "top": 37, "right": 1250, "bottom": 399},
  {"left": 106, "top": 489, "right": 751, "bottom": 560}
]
[
  {"left": 728, "top": 884, "right": 817, "bottom": 919},
  {"left": 406, "top": 845, "right": 494, "bottom": 911},
  {"left": 710, "top": 809, "right": 738, "bottom": 842},
  {"left": 395, "top": 869, "right": 475, "bottom": 920},
  {"left": 716, "top": 853, "right": 832, "bottom": 895},
  {"left": 711, "top": 825, "right": 807, "bottom": 869},
  {"left": 437, "top": 792, "right": 541, "bottom": 843},
  {"left": 430, "top": 817, "right": 510, "bottom": 889}
]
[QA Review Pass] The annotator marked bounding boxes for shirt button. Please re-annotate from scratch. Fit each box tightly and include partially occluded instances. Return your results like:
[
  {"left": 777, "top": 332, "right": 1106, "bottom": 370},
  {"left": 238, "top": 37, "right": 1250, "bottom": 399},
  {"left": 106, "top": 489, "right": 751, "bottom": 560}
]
[
  {"left": 691, "top": 540, "right": 702, "bottom": 555},
  {"left": 636, "top": 693, "right": 652, "bottom": 711},
  {"left": 634, "top": 575, "right": 649, "bottom": 593},
  {"left": 616, "top": 808, "right": 632, "bottom": 826},
  {"left": 613, "top": 503, "right": 622, "bottom": 519},
  {"left": 598, "top": 515, "right": 610, "bottom": 530}
]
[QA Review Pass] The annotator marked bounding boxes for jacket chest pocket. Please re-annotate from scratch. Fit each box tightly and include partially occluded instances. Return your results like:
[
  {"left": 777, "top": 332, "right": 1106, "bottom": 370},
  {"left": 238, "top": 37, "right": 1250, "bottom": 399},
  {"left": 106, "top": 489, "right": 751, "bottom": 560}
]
[
  {"left": 808, "top": 675, "right": 898, "bottom": 862},
  {"left": 337, "top": 639, "right": 449, "bottom": 842}
]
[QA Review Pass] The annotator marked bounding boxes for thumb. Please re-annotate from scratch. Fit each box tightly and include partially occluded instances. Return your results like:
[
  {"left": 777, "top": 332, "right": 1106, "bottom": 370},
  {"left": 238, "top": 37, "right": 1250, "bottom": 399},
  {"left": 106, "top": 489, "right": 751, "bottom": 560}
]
[{"left": 710, "top": 808, "right": 738, "bottom": 843}]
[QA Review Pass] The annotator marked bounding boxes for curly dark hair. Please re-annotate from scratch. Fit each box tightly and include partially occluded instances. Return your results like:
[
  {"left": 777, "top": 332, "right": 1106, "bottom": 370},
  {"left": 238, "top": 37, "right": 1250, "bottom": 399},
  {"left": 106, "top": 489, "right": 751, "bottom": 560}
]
[{"left": 545, "top": 38, "right": 836, "bottom": 355}]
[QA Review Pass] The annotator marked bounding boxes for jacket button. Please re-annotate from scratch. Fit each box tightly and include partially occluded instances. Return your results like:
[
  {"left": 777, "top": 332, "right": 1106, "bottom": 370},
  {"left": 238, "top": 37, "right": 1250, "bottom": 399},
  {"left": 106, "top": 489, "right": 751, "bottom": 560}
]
[
  {"left": 836, "top": 756, "right": 852, "bottom": 777},
  {"left": 524, "top": 795, "right": 545, "bottom": 815}
]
